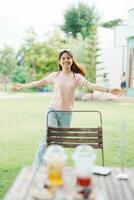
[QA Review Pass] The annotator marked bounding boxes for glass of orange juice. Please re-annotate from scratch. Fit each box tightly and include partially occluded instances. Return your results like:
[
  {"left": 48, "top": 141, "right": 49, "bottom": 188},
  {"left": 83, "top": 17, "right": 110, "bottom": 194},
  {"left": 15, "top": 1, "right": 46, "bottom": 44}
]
[{"left": 43, "top": 145, "right": 67, "bottom": 187}]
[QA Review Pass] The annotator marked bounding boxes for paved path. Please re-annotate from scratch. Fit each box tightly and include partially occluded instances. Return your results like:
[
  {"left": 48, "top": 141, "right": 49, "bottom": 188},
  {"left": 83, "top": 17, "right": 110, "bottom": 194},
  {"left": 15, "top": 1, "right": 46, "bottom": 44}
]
[{"left": 0, "top": 92, "right": 134, "bottom": 103}]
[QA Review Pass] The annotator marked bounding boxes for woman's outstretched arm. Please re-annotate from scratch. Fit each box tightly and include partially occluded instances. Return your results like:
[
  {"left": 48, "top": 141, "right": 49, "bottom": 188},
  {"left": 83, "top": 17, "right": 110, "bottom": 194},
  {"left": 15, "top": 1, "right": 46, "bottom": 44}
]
[
  {"left": 86, "top": 81, "right": 124, "bottom": 96},
  {"left": 12, "top": 78, "right": 48, "bottom": 91}
]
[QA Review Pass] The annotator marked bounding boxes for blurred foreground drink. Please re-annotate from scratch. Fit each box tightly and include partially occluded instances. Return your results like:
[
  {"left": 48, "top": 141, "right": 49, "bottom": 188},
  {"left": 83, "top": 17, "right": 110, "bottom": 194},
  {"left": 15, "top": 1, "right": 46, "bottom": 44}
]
[
  {"left": 43, "top": 145, "right": 67, "bottom": 187},
  {"left": 72, "top": 144, "right": 96, "bottom": 187}
]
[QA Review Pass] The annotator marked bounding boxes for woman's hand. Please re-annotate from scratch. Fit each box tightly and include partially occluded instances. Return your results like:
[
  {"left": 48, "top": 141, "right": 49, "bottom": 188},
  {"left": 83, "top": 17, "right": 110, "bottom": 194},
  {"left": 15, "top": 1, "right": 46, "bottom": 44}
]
[
  {"left": 12, "top": 83, "right": 24, "bottom": 91},
  {"left": 110, "top": 88, "right": 125, "bottom": 96}
]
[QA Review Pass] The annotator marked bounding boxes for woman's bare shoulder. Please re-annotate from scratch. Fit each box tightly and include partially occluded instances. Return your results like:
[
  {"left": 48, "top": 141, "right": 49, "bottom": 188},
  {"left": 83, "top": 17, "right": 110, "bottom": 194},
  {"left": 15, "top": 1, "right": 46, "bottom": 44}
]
[{"left": 45, "top": 71, "right": 59, "bottom": 77}]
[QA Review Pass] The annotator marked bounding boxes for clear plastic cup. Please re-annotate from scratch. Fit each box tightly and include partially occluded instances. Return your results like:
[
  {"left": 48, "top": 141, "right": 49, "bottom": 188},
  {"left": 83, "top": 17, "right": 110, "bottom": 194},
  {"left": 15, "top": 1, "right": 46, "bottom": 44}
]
[
  {"left": 72, "top": 144, "right": 96, "bottom": 187},
  {"left": 43, "top": 145, "right": 67, "bottom": 186}
]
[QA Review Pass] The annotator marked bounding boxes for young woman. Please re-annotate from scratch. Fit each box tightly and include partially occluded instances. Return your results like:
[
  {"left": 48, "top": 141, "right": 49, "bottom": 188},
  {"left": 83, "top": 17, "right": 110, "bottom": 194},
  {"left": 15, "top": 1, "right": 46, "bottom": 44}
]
[{"left": 13, "top": 50, "right": 124, "bottom": 167}]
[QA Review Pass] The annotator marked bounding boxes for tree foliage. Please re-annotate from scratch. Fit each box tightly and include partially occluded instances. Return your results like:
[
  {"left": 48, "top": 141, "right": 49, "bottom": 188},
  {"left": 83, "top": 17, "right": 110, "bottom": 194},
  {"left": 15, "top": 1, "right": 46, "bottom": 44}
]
[
  {"left": 47, "top": 29, "right": 67, "bottom": 50},
  {"left": 101, "top": 18, "right": 123, "bottom": 28},
  {"left": 0, "top": 45, "right": 16, "bottom": 90},
  {"left": 84, "top": 26, "right": 101, "bottom": 83},
  {"left": 0, "top": 45, "right": 16, "bottom": 76},
  {"left": 11, "top": 66, "right": 28, "bottom": 83},
  {"left": 17, "top": 29, "right": 59, "bottom": 81},
  {"left": 62, "top": 2, "right": 100, "bottom": 39}
]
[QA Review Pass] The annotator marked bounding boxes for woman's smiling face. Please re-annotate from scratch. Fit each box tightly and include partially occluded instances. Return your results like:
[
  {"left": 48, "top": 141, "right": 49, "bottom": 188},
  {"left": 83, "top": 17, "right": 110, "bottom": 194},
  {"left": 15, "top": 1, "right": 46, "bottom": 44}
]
[{"left": 59, "top": 52, "right": 73, "bottom": 71}]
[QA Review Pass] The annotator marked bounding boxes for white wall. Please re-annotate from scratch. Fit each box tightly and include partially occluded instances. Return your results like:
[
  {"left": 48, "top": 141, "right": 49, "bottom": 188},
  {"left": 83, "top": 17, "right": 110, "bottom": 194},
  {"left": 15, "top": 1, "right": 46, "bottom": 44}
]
[
  {"left": 126, "top": 8, "right": 134, "bottom": 38},
  {"left": 97, "top": 27, "right": 127, "bottom": 87}
]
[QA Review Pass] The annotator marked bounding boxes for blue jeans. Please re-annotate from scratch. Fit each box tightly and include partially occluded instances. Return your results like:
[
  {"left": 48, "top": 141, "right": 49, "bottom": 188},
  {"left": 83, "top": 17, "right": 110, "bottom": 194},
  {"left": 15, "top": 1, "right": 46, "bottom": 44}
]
[{"left": 33, "top": 108, "right": 72, "bottom": 167}]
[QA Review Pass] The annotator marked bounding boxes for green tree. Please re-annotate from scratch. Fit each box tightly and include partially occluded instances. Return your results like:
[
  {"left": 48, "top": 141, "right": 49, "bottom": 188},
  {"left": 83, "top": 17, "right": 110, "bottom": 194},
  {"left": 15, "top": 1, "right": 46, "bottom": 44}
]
[
  {"left": 17, "top": 29, "right": 59, "bottom": 81},
  {"left": 11, "top": 66, "right": 28, "bottom": 83},
  {"left": 0, "top": 45, "right": 16, "bottom": 91},
  {"left": 61, "top": 2, "right": 100, "bottom": 39},
  {"left": 84, "top": 26, "right": 101, "bottom": 83},
  {"left": 47, "top": 29, "right": 67, "bottom": 50},
  {"left": 101, "top": 18, "right": 123, "bottom": 28}
]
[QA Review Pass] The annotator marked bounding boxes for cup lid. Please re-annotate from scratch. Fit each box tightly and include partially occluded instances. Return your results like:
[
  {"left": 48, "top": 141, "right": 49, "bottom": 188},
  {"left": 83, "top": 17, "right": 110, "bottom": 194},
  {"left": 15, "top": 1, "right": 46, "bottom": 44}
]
[
  {"left": 43, "top": 145, "right": 67, "bottom": 161},
  {"left": 72, "top": 144, "right": 96, "bottom": 162}
]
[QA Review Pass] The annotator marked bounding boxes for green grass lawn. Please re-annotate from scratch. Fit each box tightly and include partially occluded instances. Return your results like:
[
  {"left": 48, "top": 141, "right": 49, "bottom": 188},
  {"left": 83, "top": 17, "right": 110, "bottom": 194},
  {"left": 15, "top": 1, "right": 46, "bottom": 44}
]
[{"left": 0, "top": 93, "right": 134, "bottom": 199}]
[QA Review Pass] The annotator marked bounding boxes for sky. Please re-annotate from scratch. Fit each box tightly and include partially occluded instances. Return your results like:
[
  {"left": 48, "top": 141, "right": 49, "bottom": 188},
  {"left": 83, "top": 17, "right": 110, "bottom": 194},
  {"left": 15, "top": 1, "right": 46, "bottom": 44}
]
[{"left": 0, "top": 0, "right": 134, "bottom": 48}]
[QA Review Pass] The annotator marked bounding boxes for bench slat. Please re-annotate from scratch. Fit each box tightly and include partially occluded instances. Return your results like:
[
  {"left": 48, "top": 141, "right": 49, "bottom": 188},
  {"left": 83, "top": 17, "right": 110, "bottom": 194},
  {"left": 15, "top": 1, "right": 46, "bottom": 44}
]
[
  {"left": 48, "top": 127, "right": 102, "bottom": 132},
  {"left": 47, "top": 137, "right": 101, "bottom": 143},
  {"left": 48, "top": 132, "right": 100, "bottom": 137},
  {"left": 47, "top": 142, "right": 102, "bottom": 148}
]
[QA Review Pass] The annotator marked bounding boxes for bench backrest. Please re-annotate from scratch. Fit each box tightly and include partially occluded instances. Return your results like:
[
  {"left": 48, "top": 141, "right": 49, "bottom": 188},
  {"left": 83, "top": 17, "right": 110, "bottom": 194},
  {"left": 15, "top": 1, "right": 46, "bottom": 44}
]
[
  {"left": 46, "top": 110, "right": 104, "bottom": 165},
  {"left": 47, "top": 127, "right": 103, "bottom": 149}
]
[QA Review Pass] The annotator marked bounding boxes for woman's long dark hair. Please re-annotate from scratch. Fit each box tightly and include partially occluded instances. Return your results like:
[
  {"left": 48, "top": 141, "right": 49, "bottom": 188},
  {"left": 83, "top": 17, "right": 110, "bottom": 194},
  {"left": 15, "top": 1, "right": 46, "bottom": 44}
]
[{"left": 58, "top": 50, "right": 85, "bottom": 76}]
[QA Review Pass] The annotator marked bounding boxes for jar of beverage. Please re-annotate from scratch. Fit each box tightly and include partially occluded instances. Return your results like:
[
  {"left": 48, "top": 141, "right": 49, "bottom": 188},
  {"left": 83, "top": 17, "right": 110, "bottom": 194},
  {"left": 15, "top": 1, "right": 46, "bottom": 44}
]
[
  {"left": 43, "top": 145, "right": 67, "bottom": 187},
  {"left": 72, "top": 144, "right": 96, "bottom": 187}
]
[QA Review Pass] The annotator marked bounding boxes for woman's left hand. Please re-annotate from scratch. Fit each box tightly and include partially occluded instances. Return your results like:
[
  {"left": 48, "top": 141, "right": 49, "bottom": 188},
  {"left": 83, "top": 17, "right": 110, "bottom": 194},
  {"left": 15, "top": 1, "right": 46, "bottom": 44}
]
[{"left": 110, "top": 88, "right": 125, "bottom": 96}]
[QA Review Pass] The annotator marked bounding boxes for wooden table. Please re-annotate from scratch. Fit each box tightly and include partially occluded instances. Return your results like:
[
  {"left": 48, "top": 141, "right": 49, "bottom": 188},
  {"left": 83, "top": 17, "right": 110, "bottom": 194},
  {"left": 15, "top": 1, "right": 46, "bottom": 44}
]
[{"left": 4, "top": 166, "right": 134, "bottom": 200}]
